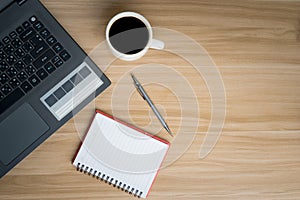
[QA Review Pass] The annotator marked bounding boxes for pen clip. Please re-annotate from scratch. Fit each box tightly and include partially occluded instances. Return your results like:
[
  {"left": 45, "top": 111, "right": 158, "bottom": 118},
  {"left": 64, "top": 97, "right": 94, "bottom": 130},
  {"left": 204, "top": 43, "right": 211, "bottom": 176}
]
[
  {"left": 131, "top": 73, "right": 146, "bottom": 100},
  {"left": 136, "top": 86, "right": 146, "bottom": 100}
]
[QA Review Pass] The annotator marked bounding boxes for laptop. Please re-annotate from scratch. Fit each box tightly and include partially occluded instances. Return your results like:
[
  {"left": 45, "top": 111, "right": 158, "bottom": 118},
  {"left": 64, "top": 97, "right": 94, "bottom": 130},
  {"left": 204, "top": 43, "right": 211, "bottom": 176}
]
[{"left": 0, "top": 0, "right": 111, "bottom": 178}]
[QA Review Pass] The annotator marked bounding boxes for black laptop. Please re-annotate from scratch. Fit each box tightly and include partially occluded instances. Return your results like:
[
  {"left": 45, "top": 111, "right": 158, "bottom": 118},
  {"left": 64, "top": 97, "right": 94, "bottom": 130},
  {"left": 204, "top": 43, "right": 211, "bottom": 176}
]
[{"left": 0, "top": 0, "right": 111, "bottom": 178}]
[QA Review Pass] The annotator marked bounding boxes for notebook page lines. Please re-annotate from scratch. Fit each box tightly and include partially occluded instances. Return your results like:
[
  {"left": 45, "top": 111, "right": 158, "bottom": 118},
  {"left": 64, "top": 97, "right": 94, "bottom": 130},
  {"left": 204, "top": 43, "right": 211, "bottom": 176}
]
[{"left": 73, "top": 112, "right": 169, "bottom": 198}]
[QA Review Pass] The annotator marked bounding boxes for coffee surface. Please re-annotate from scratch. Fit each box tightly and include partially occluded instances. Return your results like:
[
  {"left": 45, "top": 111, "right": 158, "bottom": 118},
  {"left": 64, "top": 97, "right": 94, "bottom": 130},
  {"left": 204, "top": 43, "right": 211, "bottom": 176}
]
[{"left": 109, "top": 17, "right": 149, "bottom": 55}]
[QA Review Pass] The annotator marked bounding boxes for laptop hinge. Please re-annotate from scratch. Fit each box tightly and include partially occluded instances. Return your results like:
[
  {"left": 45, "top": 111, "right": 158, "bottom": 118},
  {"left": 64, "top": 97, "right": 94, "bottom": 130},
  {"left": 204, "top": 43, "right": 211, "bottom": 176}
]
[{"left": 16, "top": 0, "right": 27, "bottom": 6}]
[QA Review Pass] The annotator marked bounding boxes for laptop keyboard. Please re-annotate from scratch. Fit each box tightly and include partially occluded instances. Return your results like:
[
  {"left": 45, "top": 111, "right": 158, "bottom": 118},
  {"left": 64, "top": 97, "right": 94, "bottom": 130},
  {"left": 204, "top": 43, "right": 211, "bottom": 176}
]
[{"left": 0, "top": 16, "right": 71, "bottom": 114}]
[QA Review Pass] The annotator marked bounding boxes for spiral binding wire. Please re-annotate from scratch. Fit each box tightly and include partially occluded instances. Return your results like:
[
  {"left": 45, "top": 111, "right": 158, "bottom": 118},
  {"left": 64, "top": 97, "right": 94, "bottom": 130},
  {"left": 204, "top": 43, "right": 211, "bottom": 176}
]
[{"left": 76, "top": 163, "right": 143, "bottom": 198}]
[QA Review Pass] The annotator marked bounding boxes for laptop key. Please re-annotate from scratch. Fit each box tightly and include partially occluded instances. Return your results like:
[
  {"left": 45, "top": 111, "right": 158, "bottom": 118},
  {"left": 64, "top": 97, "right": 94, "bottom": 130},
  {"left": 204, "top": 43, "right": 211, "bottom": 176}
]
[
  {"left": 2, "top": 36, "right": 10, "bottom": 44},
  {"left": 33, "top": 49, "right": 55, "bottom": 68},
  {"left": 33, "top": 21, "right": 44, "bottom": 31},
  {"left": 22, "top": 42, "right": 34, "bottom": 53},
  {"left": 40, "top": 29, "right": 50, "bottom": 39},
  {"left": 0, "top": 51, "right": 6, "bottom": 61},
  {"left": 19, "top": 27, "right": 36, "bottom": 42},
  {"left": 0, "top": 91, "right": 4, "bottom": 100},
  {"left": 1, "top": 84, "right": 12, "bottom": 95},
  {"left": 29, "top": 16, "right": 37, "bottom": 24},
  {"left": 6, "top": 55, "right": 17, "bottom": 65},
  {"left": 44, "top": 62, "right": 56, "bottom": 74},
  {"left": 16, "top": 71, "right": 28, "bottom": 83},
  {"left": 16, "top": 26, "right": 24, "bottom": 34},
  {"left": 0, "top": 88, "right": 25, "bottom": 114},
  {"left": 51, "top": 56, "right": 60, "bottom": 64},
  {"left": 9, "top": 31, "right": 18, "bottom": 39},
  {"left": 30, "top": 34, "right": 43, "bottom": 47},
  {"left": 36, "top": 68, "right": 48, "bottom": 80},
  {"left": 0, "top": 73, "right": 9, "bottom": 84},
  {"left": 6, "top": 67, "right": 18, "bottom": 78},
  {"left": 22, "top": 21, "right": 31, "bottom": 29},
  {"left": 14, "top": 48, "right": 25, "bottom": 59},
  {"left": 20, "top": 81, "right": 33, "bottom": 93},
  {"left": 14, "top": 61, "right": 25, "bottom": 72},
  {"left": 3, "top": 44, "right": 14, "bottom": 55},
  {"left": 30, "top": 41, "right": 49, "bottom": 58},
  {"left": 0, "top": 42, "right": 3, "bottom": 49},
  {"left": 46, "top": 35, "right": 57, "bottom": 46},
  {"left": 54, "top": 59, "right": 63, "bottom": 68},
  {"left": 24, "top": 65, "right": 36, "bottom": 76},
  {"left": 53, "top": 43, "right": 63, "bottom": 53},
  {"left": 22, "top": 54, "right": 33, "bottom": 65},
  {"left": 28, "top": 74, "right": 40, "bottom": 87},
  {"left": 59, "top": 50, "right": 71, "bottom": 61},
  {"left": 0, "top": 61, "right": 9, "bottom": 72},
  {"left": 11, "top": 38, "right": 23, "bottom": 49},
  {"left": 8, "top": 78, "right": 20, "bottom": 89}
]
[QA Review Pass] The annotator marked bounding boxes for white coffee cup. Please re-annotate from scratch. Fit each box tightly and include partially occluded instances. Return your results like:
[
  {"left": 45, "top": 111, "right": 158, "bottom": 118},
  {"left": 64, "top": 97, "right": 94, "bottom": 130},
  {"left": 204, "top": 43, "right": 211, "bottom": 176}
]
[{"left": 106, "top": 11, "right": 164, "bottom": 61}]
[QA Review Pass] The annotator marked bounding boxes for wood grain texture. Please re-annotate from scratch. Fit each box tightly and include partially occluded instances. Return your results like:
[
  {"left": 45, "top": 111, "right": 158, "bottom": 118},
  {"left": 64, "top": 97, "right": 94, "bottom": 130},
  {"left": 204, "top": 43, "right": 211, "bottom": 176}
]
[{"left": 1, "top": 0, "right": 300, "bottom": 199}]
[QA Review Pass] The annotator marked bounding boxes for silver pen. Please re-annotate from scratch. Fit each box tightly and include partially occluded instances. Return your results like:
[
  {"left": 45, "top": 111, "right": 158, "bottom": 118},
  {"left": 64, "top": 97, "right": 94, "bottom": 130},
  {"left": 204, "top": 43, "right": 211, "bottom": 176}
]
[{"left": 131, "top": 73, "right": 173, "bottom": 136}]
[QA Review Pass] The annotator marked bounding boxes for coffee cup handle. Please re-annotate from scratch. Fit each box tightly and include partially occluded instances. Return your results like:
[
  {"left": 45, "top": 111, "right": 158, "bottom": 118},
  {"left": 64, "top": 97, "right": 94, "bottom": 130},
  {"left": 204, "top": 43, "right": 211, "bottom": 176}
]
[{"left": 150, "top": 39, "right": 165, "bottom": 50}]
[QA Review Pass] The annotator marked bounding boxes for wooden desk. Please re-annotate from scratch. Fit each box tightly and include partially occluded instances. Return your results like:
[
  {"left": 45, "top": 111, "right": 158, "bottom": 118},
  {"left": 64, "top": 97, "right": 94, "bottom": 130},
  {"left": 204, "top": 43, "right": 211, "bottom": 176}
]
[{"left": 1, "top": 0, "right": 300, "bottom": 199}]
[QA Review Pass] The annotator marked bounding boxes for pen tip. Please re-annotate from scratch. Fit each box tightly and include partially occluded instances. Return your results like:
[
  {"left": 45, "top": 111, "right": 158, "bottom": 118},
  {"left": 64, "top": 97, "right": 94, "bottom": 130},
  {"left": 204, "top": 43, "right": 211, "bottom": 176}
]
[
  {"left": 165, "top": 127, "right": 174, "bottom": 137},
  {"left": 130, "top": 72, "right": 135, "bottom": 78},
  {"left": 131, "top": 73, "right": 137, "bottom": 82}
]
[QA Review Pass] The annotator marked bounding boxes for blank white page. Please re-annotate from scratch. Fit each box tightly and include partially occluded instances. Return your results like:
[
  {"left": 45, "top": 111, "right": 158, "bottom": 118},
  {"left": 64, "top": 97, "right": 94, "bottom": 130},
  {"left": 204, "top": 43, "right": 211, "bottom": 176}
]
[{"left": 73, "top": 111, "right": 169, "bottom": 198}]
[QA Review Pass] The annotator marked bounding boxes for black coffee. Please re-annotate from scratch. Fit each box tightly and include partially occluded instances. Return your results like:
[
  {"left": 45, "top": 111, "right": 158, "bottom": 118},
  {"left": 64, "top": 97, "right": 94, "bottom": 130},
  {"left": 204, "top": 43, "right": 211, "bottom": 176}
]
[{"left": 109, "top": 17, "right": 149, "bottom": 55}]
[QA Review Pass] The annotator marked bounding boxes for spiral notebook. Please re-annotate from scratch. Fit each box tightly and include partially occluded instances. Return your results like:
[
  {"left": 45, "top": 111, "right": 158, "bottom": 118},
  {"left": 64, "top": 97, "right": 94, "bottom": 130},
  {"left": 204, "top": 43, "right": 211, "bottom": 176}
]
[{"left": 72, "top": 110, "right": 170, "bottom": 198}]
